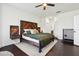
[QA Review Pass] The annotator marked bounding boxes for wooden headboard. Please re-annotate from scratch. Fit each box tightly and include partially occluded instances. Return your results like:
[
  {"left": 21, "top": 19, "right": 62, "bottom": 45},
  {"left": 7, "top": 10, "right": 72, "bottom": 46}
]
[
  {"left": 20, "top": 20, "right": 40, "bottom": 34},
  {"left": 20, "top": 20, "right": 37, "bottom": 29}
]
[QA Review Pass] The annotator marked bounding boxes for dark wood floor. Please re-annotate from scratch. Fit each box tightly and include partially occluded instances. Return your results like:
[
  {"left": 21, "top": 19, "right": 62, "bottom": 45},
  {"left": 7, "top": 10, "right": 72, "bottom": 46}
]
[
  {"left": 47, "top": 40, "right": 79, "bottom": 56},
  {"left": 0, "top": 40, "right": 79, "bottom": 56}
]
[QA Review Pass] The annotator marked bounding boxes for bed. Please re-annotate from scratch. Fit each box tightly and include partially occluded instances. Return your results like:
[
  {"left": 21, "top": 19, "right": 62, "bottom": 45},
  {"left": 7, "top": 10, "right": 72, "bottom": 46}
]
[{"left": 20, "top": 20, "right": 54, "bottom": 53}]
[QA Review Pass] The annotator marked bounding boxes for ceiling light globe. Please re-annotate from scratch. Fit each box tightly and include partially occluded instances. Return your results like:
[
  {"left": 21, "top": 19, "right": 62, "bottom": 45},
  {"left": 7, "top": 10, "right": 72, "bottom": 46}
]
[{"left": 43, "top": 3, "right": 47, "bottom": 6}]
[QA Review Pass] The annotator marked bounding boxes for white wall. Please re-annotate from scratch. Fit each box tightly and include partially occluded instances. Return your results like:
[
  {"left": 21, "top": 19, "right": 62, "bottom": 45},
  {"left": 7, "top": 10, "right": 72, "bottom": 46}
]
[
  {"left": 0, "top": 4, "right": 2, "bottom": 47},
  {"left": 39, "top": 17, "right": 55, "bottom": 33},
  {"left": 1, "top": 4, "right": 41, "bottom": 47},
  {"left": 54, "top": 9, "right": 79, "bottom": 39}
]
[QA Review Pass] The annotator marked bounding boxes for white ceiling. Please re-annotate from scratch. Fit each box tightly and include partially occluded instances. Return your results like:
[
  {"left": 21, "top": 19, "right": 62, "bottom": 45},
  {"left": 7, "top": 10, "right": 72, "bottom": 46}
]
[{"left": 7, "top": 3, "right": 79, "bottom": 18}]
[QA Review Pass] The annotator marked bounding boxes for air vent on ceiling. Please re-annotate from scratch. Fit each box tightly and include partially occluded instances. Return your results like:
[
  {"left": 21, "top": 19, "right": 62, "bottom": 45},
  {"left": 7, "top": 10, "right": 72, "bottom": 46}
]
[{"left": 56, "top": 11, "right": 61, "bottom": 13}]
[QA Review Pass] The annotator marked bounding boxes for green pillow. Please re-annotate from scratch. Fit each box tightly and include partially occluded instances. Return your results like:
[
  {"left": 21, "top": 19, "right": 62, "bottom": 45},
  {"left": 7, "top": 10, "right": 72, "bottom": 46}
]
[{"left": 26, "top": 31, "right": 31, "bottom": 34}]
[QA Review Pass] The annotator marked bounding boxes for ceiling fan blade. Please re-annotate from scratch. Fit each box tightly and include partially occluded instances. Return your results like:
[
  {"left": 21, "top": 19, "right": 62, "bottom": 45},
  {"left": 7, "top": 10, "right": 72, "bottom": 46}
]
[
  {"left": 47, "top": 3, "right": 55, "bottom": 6},
  {"left": 35, "top": 4, "right": 42, "bottom": 7}
]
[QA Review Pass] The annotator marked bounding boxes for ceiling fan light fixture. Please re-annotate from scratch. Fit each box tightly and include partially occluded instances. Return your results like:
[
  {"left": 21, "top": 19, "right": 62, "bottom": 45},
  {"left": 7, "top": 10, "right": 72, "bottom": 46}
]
[
  {"left": 35, "top": 3, "right": 55, "bottom": 10},
  {"left": 43, "top": 3, "right": 47, "bottom": 7}
]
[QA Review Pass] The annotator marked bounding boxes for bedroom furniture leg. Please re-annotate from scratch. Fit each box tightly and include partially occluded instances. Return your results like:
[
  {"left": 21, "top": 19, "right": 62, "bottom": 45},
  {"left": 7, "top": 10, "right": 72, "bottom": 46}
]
[
  {"left": 39, "top": 41, "right": 42, "bottom": 53},
  {"left": 20, "top": 40, "right": 22, "bottom": 42},
  {"left": 20, "top": 38, "right": 22, "bottom": 42}
]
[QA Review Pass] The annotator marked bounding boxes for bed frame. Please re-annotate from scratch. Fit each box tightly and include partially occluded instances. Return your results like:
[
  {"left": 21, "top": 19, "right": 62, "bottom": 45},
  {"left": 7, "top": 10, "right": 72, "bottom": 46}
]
[{"left": 20, "top": 20, "right": 42, "bottom": 52}]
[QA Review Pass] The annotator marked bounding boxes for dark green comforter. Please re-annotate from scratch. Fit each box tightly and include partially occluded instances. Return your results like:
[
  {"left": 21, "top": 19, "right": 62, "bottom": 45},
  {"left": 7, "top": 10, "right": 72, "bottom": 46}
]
[{"left": 23, "top": 33, "right": 54, "bottom": 47}]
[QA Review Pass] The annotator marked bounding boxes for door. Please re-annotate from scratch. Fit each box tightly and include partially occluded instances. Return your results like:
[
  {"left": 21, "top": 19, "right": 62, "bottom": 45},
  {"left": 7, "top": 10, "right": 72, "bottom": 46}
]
[{"left": 74, "top": 15, "right": 79, "bottom": 46}]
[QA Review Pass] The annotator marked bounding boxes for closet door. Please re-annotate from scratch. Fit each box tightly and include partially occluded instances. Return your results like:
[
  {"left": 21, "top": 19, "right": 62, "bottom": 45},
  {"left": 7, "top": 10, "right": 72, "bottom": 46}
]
[{"left": 74, "top": 15, "right": 79, "bottom": 46}]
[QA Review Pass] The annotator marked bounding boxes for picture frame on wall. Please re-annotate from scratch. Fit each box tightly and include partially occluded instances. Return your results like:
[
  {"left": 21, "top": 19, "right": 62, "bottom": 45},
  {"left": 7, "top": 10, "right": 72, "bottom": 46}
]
[{"left": 10, "top": 25, "right": 19, "bottom": 39}]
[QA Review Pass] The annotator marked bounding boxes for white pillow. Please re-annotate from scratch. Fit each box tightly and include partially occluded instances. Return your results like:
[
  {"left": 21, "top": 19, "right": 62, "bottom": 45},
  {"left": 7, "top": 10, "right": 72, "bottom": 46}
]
[
  {"left": 34, "top": 29, "right": 39, "bottom": 33},
  {"left": 30, "top": 29, "right": 39, "bottom": 34},
  {"left": 23, "top": 29, "right": 39, "bottom": 34},
  {"left": 24, "top": 29, "right": 31, "bottom": 32}
]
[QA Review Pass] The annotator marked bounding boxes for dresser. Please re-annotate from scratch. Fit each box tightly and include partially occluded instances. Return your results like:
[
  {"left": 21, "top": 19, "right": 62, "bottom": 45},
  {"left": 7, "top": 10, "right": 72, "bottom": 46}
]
[{"left": 63, "top": 29, "right": 74, "bottom": 44}]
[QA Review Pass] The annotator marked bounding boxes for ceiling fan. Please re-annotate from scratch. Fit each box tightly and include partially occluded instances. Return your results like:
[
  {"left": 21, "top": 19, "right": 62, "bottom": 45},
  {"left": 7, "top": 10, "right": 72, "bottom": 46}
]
[{"left": 35, "top": 3, "right": 55, "bottom": 10}]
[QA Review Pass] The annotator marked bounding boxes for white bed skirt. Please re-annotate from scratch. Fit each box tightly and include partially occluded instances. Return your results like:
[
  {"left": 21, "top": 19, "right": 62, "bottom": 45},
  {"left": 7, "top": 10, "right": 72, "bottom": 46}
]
[{"left": 22, "top": 34, "right": 39, "bottom": 43}]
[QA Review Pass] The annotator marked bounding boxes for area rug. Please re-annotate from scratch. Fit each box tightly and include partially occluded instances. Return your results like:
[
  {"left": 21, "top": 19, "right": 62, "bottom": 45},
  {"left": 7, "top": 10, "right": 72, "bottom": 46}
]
[
  {"left": 15, "top": 39, "right": 58, "bottom": 56},
  {"left": 0, "top": 51, "right": 14, "bottom": 56}
]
